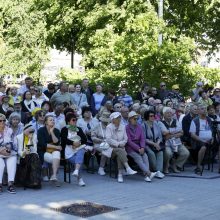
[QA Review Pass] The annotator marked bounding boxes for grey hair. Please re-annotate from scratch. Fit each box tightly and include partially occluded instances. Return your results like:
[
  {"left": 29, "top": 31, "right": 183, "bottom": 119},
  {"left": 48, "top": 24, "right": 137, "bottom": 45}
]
[{"left": 8, "top": 112, "right": 21, "bottom": 124}]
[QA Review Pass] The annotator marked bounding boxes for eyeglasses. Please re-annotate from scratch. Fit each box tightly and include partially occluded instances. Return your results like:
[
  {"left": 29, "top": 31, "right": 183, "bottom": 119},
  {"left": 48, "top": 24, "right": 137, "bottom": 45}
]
[{"left": 0, "top": 119, "right": 6, "bottom": 123}]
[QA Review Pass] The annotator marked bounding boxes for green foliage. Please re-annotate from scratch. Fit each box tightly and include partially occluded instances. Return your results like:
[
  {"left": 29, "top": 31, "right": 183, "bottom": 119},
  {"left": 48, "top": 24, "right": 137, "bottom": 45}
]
[
  {"left": 58, "top": 68, "right": 86, "bottom": 84},
  {"left": 191, "top": 65, "right": 220, "bottom": 86},
  {"left": 150, "top": 0, "right": 220, "bottom": 55},
  {"left": 78, "top": 1, "right": 197, "bottom": 96},
  {"left": 0, "top": 0, "right": 48, "bottom": 81}
]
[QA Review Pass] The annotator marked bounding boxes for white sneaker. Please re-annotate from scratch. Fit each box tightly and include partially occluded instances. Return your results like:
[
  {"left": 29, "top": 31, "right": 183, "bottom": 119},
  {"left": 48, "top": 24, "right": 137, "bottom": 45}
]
[
  {"left": 126, "top": 167, "right": 137, "bottom": 175},
  {"left": 72, "top": 169, "right": 79, "bottom": 177},
  {"left": 118, "top": 174, "right": 123, "bottom": 183},
  {"left": 43, "top": 176, "right": 49, "bottom": 182},
  {"left": 155, "top": 171, "right": 165, "bottom": 179},
  {"left": 78, "top": 178, "right": 86, "bottom": 187},
  {"left": 50, "top": 175, "right": 57, "bottom": 181},
  {"left": 144, "top": 176, "right": 151, "bottom": 182},
  {"left": 98, "top": 167, "right": 106, "bottom": 176},
  {"left": 150, "top": 172, "right": 157, "bottom": 180}
]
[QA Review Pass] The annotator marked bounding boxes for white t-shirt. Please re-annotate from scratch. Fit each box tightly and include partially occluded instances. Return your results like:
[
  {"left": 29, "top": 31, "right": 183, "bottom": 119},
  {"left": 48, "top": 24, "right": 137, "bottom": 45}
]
[{"left": 190, "top": 119, "right": 212, "bottom": 141}]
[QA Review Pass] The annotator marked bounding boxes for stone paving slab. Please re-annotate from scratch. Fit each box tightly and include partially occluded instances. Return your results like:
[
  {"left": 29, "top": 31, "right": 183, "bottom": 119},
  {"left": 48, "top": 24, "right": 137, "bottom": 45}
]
[{"left": 1, "top": 167, "right": 220, "bottom": 220}]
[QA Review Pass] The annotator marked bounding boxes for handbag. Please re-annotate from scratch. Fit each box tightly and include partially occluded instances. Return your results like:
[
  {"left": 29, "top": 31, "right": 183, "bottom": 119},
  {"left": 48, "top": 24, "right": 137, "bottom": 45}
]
[
  {"left": 46, "top": 148, "right": 57, "bottom": 153},
  {"left": 99, "top": 123, "right": 110, "bottom": 151},
  {"left": 0, "top": 147, "right": 10, "bottom": 157}
]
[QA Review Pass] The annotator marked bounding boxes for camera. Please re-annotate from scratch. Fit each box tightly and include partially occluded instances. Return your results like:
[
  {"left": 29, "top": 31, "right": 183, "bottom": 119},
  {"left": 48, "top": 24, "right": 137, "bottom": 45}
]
[{"left": 26, "top": 144, "right": 33, "bottom": 149}]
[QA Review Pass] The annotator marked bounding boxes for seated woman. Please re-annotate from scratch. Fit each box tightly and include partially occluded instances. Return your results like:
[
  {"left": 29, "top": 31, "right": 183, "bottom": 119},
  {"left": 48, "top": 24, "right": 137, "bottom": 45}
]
[
  {"left": 37, "top": 115, "right": 62, "bottom": 186},
  {"left": 91, "top": 112, "right": 111, "bottom": 176},
  {"left": 126, "top": 111, "right": 157, "bottom": 182},
  {"left": 8, "top": 112, "right": 24, "bottom": 139},
  {"left": 61, "top": 112, "right": 87, "bottom": 186},
  {"left": 142, "top": 110, "right": 165, "bottom": 178},
  {"left": 106, "top": 112, "right": 137, "bottom": 183},
  {"left": 0, "top": 113, "right": 17, "bottom": 193},
  {"left": 77, "top": 106, "right": 99, "bottom": 167},
  {"left": 30, "top": 109, "right": 45, "bottom": 133},
  {"left": 16, "top": 124, "right": 42, "bottom": 188}
]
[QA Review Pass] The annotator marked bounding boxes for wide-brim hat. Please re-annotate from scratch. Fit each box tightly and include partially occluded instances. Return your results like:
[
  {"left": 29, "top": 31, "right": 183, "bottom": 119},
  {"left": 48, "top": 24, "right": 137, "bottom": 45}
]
[
  {"left": 128, "top": 111, "right": 139, "bottom": 119},
  {"left": 110, "top": 112, "right": 121, "bottom": 121},
  {"left": 99, "top": 112, "right": 111, "bottom": 123}
]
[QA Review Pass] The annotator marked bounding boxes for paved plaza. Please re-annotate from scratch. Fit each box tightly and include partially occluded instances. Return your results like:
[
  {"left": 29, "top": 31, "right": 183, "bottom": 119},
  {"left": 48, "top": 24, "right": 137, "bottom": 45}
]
[{"left": 1, "top": 165, "right": 220, "bottom": 220}]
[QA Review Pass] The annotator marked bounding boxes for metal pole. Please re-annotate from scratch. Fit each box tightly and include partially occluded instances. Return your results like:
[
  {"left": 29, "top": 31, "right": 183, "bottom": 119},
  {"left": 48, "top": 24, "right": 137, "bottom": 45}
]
[
  {"left": 71, "top": 29, "right": 74, "bottom": 69},
  {"left": 158, "top": 0, "right": 163, "bottom": 46}
]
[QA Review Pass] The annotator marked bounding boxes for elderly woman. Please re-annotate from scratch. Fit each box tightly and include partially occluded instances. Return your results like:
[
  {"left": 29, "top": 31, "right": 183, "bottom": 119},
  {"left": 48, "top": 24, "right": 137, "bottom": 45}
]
[
  {"left": 106, "top": 112, "right": 137, "bottom": 183},
  {"left": 37, "top": 115, "right": 62, "bottom": 185},
  {"left": 61, "top": 112, "right": 87, "bottom": 186},
  {"left": 32, "top": 86, "right": 49, "bottom": 107},
  {"left": 16, "top": 124, "right": 41, "bottom": 188},
  {"left": 91, "top": 112, "right": 111, "bottom": 176},
  {"left": 0, "top": 113, "right": 17, "bottom": 193},
  {"left": 142, "top": 110, "right": 165, "bottom": 178},
  {"left": 8, "top": 112, "right": 24, "bottom": 139},
  {"left": 30, "top": 109, "right": 45, "bottom": 134},
  {"left": 126, "top": 111, "right": 157, "bottom": 182}
]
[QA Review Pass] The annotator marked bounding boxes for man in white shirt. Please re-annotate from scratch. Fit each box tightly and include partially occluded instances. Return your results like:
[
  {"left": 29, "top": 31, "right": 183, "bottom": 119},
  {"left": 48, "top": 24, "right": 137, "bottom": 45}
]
[{"left": 190, "top": 104, "right": 213, "bottom": 174}]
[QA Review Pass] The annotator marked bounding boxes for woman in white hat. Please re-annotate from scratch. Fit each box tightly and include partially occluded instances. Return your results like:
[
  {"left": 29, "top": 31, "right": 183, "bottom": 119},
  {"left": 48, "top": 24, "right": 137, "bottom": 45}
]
[
  {"left": 91, "top": 112, "right": 111, "bottom": 175},
  {"left": 106, "top": 112, "right": 137, "bottom": 183},
  {"left": 126, "top": 111, "right": 157, "bottom": 182}
]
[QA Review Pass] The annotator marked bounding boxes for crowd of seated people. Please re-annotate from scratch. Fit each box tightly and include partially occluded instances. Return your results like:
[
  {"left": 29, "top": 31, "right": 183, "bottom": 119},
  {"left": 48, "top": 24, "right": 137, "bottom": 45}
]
[{"left": 0, "top": 77, "right": 219, "bottom": 194}]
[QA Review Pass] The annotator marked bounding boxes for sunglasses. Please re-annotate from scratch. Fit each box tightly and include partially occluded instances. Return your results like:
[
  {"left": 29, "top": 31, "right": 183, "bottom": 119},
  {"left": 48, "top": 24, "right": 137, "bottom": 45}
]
[
  {"left": 39, "top": 114, "right": 45, "bottom": 117},
  {"left": 0, "top": 119, "right": 6, "bottom": 122},
  {"left": 133, "top": 117, "right": 139, "bottom": 120},
  {"left": 149, "top": 115, "right": 155, "bottom": 118},
  {"left": 71, "top": 118, "right": 77, "bottom": 122},
  {"left": 160, "top": 85, "right": 166, "bottom": 87}
]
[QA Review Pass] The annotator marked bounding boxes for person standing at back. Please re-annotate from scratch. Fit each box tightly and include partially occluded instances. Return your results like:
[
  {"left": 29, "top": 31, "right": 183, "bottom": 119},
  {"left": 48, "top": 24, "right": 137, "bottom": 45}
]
[
  {"left": 50, "top": 81, "right": 72, "bottom": 108},
  {"left": 157, "top": 82, "right": 169, "bottom": 102},
  {"left": 81, "top": 78, "right": 94, "bottom": 107},
  {"left": 91, "top": 84, "right": 106, "bottom": 116},
  {"left": 118, "top": 86, "right": 133, "bottom": 108}
]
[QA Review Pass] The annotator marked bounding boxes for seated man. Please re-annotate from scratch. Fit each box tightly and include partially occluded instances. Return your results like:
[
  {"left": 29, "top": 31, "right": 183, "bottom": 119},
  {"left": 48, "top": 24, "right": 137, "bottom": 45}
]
[
  {"left": 189, "top": 104, "right": 213, "bottom": 174},
  {"left": 161, "top": 107, "right": 190, "bottom": 174}
]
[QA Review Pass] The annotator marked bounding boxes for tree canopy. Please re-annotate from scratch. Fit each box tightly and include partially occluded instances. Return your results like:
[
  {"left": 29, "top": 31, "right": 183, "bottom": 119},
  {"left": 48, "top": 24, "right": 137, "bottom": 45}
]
[{"left": 0, "top": 0, "right": 219, "bottom": 93}]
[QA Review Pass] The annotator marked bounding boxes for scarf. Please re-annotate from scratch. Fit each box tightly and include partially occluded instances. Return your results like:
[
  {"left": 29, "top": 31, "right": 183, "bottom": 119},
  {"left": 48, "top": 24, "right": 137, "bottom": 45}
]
[
  {"left": 66, "top": 125, "right": 79, "bottom": 132},
  {"left": 24, "top": 100, "right": 36, "bottom": 112},
  {"left": 144, "top": 121, "right": 162, "bottom": 142}
]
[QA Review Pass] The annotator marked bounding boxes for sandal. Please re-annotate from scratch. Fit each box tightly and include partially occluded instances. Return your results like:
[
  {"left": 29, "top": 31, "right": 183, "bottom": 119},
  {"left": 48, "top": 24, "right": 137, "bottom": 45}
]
[
  {"left": 7, "top": 185, "right": 16, "bottom": 194},
  {"left": 194, "top": 167, "right": 202, "bottom": 175}
]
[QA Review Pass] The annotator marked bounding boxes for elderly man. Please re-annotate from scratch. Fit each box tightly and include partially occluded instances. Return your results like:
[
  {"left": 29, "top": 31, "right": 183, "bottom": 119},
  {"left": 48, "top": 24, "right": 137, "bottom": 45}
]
[
  {"left": 50, "top": 81, "right": 72, "bottom": 108},
  {"left": 189, "top": 104, "right": 214, "bottom": 174},
  {"left": 161, "top": 107, "right": 189, "bottom": 174}
]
